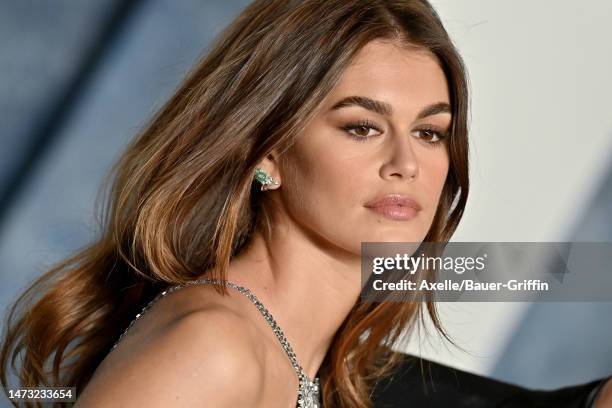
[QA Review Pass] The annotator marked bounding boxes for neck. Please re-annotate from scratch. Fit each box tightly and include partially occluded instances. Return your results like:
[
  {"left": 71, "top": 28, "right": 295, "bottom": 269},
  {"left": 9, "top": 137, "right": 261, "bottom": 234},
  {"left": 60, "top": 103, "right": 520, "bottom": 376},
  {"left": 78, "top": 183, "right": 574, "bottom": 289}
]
[{"left": 224, "top": 224, "right": 362, "bottom": 379}]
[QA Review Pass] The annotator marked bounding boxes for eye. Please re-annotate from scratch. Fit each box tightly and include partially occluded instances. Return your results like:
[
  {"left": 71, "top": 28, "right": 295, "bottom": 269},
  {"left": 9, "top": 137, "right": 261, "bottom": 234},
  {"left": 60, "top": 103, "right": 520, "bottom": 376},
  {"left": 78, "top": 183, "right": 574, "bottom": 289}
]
[
  {"left": 413, "top": 126, "right": 450, "bottom": 146},
  {"left": 340, "top": 119, "right": 383, "bottom": 142}
]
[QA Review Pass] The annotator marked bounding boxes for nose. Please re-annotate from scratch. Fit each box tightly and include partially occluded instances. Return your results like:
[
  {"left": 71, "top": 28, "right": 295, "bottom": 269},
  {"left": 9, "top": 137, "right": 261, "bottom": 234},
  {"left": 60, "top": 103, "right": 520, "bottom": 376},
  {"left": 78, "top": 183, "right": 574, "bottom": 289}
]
[{"left": 380, "top": 133, "right": 419, "bottom": 180}]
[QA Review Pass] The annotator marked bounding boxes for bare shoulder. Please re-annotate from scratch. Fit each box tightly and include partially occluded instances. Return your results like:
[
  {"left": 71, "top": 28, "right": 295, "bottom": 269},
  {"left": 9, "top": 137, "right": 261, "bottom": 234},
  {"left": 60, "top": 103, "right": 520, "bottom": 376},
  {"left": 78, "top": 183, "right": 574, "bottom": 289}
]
[{"left": 76, "top": 304, "right": 265, "bottom": 407}]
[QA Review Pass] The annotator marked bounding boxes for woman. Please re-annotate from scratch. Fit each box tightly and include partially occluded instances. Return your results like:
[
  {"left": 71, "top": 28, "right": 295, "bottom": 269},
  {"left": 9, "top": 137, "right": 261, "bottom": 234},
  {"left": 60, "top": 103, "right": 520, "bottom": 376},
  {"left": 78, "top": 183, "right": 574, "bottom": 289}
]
[{"left": 1, "top": 0, "right": 610, "bottom": 407}]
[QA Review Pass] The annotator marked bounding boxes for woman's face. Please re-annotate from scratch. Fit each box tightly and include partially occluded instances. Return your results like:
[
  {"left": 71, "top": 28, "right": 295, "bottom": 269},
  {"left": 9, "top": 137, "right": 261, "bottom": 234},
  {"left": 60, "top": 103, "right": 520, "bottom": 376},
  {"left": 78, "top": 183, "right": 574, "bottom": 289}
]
[{"left": 275, "top": 40, "right": 451, "bottom": 255}]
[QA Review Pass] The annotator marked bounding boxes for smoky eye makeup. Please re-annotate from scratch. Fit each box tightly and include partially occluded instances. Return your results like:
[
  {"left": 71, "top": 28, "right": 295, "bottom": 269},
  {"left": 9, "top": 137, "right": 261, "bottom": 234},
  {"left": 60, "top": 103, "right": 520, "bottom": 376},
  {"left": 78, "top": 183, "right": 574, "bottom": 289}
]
[
  {"left": 338, "top": 117, "right": 451, "bottom": 147},
  {"left": 339, "top": 118, "right": 383, "bottom": 139}
]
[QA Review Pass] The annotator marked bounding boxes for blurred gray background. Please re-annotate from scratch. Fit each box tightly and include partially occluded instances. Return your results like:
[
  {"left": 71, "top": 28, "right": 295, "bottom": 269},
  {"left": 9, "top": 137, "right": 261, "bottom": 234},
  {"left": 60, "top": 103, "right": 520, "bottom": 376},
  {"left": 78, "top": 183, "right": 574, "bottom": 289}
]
[{"left": 0, "top": 0, "right": 610, "bottom": 405}]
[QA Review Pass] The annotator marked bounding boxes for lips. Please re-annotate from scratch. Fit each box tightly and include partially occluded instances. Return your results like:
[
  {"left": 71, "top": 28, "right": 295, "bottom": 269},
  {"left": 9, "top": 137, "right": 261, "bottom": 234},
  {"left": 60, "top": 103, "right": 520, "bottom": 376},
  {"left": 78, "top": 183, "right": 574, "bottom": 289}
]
[
  {"left": 364, "top": 194, "right": 422, "bottom": 221},
  {"left": 364, "top": 194, "right": 422, "bottom": 210}
]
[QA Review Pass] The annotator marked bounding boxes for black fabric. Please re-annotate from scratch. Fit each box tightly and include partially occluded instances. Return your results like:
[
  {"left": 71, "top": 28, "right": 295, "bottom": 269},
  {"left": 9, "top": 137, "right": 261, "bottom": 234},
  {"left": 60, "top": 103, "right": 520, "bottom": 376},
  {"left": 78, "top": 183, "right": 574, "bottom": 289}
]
[{"left": 370, "top": 352, "right": 608, "bottom": 408}]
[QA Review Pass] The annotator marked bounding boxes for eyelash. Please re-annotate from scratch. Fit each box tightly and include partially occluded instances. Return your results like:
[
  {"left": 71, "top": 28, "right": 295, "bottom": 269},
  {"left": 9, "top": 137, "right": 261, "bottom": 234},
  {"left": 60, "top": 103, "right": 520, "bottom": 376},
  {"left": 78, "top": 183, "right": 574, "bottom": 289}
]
[{"left": 340, "top": 119, "right": 450, "bottom": 146}]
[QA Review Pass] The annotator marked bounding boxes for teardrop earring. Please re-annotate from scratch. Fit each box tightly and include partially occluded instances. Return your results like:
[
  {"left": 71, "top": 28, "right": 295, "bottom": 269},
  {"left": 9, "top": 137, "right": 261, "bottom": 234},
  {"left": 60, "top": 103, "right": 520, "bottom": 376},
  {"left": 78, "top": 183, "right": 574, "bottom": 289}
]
[{"left": 254, "top": 167, "right": 280, "bottom": 191}]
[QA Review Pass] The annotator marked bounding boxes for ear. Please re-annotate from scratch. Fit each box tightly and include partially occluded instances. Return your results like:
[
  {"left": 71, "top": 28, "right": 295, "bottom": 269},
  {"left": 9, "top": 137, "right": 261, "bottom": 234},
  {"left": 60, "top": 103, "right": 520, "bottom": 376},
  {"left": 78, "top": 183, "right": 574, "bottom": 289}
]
[{"left": 254, "top": 151, "right": 281, "bottom": 190}]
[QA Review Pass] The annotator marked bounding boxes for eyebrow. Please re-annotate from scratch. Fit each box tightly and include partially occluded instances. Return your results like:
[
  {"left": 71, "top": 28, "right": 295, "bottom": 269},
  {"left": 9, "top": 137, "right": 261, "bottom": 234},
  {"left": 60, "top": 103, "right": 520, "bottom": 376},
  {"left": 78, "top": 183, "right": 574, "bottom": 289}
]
[{"left": 329, "top": 95, "right": 451, "bottom": 120}]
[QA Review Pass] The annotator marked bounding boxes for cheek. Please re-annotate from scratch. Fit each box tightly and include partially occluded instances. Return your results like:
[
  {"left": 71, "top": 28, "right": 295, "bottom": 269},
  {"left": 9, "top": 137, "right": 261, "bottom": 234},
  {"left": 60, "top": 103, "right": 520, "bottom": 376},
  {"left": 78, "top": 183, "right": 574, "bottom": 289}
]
[
  {"left": 303, "top": 155, "right": 362, "bottom": 212},
  {"left": 290, "top": 131, "right": 361, "bottom": 194},
  {"left": 279, "top": 146, "right": 337, "bottom": 215},
  {"left": 281, "top": 144, "right": 364, "bottom": 229},
  {"left": 432, "top": 154, "right": 449, "bottom": 187},
  {"left": 422, "top": 151, "right": 450, "bottom": 207}
]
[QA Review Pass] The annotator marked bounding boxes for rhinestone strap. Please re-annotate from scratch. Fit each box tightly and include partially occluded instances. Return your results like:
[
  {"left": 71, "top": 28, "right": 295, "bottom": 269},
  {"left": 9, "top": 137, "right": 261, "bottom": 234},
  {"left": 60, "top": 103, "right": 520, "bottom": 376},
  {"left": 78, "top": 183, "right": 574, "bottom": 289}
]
[{"left": 111, "top": 278, "right": 320, "bottom": 408}]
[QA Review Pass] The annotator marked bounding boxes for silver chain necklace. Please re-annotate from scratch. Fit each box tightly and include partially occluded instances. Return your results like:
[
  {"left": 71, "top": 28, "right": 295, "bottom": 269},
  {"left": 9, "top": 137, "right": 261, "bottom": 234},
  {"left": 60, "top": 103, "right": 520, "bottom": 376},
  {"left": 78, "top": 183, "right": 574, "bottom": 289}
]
[{"left": 111, "top": 278, "right": 321, "bottom": 408}]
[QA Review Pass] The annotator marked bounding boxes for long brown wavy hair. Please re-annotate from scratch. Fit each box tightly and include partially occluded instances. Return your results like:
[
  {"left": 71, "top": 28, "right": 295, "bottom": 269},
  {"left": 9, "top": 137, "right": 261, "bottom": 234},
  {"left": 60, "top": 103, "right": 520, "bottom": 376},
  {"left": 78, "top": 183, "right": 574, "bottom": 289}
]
[{"left": 1, "top": 0, "right": 470, "bottom": 406}]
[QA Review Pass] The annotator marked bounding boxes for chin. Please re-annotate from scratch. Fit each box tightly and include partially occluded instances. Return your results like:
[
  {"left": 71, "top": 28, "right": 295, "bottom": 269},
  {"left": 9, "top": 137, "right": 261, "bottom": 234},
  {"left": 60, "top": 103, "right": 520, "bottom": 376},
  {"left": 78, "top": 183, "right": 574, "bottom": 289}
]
[{"left": 359, "top": 229, "right": 425, "bottom": 244}]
